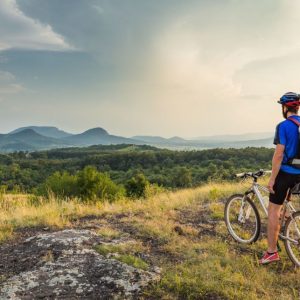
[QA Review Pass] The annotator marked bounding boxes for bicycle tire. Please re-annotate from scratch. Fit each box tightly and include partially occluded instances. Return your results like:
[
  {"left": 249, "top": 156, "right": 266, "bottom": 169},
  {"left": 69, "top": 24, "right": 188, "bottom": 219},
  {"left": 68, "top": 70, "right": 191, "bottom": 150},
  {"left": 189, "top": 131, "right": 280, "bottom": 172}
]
[
  {"left": 224, "top": 194, "right": 261, "bottom": 244},
  {"left": 284, "top": 211, "right": 300, "bottom": 267}
]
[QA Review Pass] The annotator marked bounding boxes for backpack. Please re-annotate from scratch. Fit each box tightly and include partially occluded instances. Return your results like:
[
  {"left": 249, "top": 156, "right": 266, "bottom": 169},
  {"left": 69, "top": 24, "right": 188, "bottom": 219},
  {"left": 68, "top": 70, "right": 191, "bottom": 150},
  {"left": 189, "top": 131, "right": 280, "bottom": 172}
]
[{"left": 285, "top": 116, "right": 300, "bottom": 168}]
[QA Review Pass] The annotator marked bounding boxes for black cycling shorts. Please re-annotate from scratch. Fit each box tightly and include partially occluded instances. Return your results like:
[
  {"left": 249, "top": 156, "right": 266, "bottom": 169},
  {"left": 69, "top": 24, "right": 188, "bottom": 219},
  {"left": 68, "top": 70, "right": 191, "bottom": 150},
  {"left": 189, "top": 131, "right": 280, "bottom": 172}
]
[{"left": 269, "top": 170, "right": 300, "bottom": 205}]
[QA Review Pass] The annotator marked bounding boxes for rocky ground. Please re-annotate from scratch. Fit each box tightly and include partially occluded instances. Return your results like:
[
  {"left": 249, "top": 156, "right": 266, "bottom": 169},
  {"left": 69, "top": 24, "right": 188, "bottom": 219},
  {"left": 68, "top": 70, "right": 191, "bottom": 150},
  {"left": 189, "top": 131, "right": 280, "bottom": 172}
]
[
  {"left": 0, "top": 199, "right": 258, "bottom": 300},
  {"left": 2, "top": 185, "right": 299, "bottom": 299},
  {"left": 0, "top": 229, "right": 160, "bottom": 299}
]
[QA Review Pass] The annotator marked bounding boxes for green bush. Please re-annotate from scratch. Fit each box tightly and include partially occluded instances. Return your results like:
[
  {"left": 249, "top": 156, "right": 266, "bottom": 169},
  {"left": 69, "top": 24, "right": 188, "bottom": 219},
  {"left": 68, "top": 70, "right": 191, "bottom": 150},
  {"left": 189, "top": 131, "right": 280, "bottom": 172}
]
[
  {"left": 145, "top": 183, "right": 165, "bottom": 198},
  {"left": 77, "top": 166, "right": 124, "bottom": 202},
  {"left": 41, "top": 166, "right": 124, "bottom": 202},
  {"left": 125, "top": 173, "right": 150, "bottom": 198},
  {"left": 172, "top": 167, "right": 192, "bottom": 188},
  {"left": 43, "top": 171, "right": 77, "bottom": 198}
]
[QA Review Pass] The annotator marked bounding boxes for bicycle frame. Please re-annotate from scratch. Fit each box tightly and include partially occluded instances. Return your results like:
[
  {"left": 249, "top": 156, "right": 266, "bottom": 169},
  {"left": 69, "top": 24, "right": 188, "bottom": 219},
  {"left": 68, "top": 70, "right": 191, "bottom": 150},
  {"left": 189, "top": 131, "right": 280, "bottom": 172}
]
[{"left": 243, "top": 181, "right": 300, "bottom": 244}]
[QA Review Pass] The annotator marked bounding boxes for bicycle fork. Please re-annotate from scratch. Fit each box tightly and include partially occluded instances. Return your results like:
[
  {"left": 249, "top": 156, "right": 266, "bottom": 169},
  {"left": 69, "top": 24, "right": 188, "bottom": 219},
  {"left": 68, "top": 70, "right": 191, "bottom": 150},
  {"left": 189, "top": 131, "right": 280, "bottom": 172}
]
[
  {"left": 237, "top": 192, "right": 256, "bottom": 223},
  {"left": 238, "top": 195, "right": 251, "bottom": 223}
]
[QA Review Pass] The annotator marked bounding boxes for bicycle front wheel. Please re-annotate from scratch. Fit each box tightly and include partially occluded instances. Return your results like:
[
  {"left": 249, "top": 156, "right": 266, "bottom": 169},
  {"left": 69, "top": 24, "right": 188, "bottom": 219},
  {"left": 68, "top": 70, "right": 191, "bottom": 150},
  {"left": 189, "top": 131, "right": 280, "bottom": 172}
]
[
  {"left": 224, "top": 194, "right": 261, "bottom": 244},
  {"left": 284, "top": 211, "right": 300, "bottom": 267}
]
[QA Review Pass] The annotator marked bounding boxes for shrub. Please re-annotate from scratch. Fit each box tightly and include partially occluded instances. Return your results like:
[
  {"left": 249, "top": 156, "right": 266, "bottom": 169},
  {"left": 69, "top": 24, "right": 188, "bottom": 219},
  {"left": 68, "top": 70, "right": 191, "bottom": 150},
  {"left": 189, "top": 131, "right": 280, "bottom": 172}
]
[
  {"left": 144, "top": 183, "right": 165, "bottom": 198},
  {"left": 172, "top": 167, "right": 192, "bottom": 188},
  {"left": 76, "top": 166, "right": 124, "bottom": 202},
  {"left": 43, "top": 171, "right": 77, "bottom": 198},
  {"left": 125, "top": 173, "right": 150, "bottom": 198},
  {"left": 41, "top": 166, "right": 124, "bottom": 202}
]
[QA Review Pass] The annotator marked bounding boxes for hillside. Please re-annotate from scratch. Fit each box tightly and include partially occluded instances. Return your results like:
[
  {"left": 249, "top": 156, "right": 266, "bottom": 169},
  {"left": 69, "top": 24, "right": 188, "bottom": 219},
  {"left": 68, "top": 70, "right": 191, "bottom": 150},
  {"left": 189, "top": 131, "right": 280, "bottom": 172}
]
[
  {"left": 0, "top": 183, "right": 299, "bottom": 299},
  {"left": 133, "top": 134, "right": 274, "bottom": 149},
  {"left": 0, "top": 145, "right": 273, "bottom": 193},
  {"left": 63, "top": 128, "right": 143, "bottom": 146},
  {"left": 0, "top": 125, "right": 274, "bottom": 152},
  {"left": 1, "top": 127, "right": 144, "bottom": 152},
  {"left": 9, "top": 126, "right": 72, "bottom": 139},
  {"left": 0, "top": 129, "right": 71, "bottom": 152}
]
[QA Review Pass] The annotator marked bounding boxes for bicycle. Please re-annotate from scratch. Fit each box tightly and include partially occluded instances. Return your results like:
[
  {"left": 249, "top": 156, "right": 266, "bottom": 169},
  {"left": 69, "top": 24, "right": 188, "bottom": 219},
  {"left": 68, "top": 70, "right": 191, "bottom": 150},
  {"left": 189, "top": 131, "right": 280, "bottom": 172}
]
[{"left": 224, "top": 169, "right": 300, "bottom": 266}]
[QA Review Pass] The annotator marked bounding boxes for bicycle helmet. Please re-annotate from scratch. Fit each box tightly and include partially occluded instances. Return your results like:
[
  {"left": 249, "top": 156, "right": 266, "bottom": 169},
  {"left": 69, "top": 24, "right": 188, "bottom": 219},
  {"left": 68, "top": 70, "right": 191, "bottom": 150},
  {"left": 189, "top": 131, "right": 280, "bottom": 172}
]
[{"left": 278, "top": 92, "right": 300, "bottom": 107}]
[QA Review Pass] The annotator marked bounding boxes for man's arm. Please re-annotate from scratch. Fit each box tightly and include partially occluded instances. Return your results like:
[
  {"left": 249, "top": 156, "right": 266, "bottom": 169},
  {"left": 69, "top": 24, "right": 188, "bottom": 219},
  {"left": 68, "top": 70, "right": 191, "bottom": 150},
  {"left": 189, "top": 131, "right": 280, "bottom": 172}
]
[{"left": 268, "top": 144, "right": 285, "bottom": 193}]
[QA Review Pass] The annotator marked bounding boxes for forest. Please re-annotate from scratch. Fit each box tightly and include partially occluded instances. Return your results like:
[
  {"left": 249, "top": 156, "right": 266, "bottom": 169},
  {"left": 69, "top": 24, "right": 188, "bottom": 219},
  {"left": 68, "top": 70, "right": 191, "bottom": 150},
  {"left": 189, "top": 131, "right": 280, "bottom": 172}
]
[{"left": 0, "top": 144, "right": 273, "bottom": 198}]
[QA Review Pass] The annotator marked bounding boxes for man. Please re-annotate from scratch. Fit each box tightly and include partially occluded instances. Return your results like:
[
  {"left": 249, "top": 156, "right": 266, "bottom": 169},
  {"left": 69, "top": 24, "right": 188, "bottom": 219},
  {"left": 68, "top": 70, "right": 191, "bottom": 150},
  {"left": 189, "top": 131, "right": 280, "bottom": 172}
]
[{"left": 259, "top": 92, "right": 300, "bottom": 264}]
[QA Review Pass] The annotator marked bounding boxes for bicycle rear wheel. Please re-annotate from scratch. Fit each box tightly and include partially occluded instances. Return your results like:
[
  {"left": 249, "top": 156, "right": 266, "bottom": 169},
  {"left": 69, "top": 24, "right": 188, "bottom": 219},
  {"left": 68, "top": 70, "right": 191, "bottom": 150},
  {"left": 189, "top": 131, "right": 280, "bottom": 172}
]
[
  {"left": 224, "top": 194, "right": 261, "bottom": 243},
  {"left": 284, "top": 211, "right": 300, "bottom": 267}
]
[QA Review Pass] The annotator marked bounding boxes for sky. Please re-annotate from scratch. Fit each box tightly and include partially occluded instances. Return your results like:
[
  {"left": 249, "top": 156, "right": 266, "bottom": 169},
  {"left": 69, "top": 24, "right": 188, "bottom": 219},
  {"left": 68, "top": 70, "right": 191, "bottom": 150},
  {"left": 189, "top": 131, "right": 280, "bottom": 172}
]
[{"left": 0, "top": 0, "right": 300, "bottom": 138}]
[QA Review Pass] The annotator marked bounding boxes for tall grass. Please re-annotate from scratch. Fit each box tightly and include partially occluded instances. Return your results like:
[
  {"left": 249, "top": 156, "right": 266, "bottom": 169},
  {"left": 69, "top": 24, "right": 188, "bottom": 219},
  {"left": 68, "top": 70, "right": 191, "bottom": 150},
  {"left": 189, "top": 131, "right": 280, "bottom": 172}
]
[
  {"left": 0, "top": 182, "right": 240, "bottom": 242},
  {"left": 2, "top": 179, "right": 299, "bottom": 299}
]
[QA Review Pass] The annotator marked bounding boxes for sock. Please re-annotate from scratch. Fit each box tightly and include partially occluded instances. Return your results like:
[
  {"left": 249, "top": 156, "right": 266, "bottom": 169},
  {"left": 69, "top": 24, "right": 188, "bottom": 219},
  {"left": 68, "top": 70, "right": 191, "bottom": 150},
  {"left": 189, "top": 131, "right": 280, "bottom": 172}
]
[{"left": 267, "top": 251, "right": 276, "bottom": 255}]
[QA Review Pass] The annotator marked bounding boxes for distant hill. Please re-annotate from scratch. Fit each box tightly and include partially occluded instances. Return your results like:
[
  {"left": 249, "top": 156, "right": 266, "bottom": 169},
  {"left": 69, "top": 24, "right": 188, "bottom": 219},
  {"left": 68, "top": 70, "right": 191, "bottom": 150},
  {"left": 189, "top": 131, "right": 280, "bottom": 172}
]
[
  {"left": 132, "top": 133, "right": 274, "bottom": 150},
  {"left": 0, "top": 129, "right": 71, "bottom": 152},
  {"left": 201, "top": 137, "right": 273, "bottom": 149},
  {"left": 192, "top": 132, "right": 273, "bottom": 142},
  {"left": 168, "top": 136, "right": 187, "bottom": 143},
  {"left": 132, "top": 135, "right": 188, "bottom": 145},
  {"left": 0, "top": 125, "right": 274, "bottom": 152},
  {"left": 63, "top": 128, "right": 143, "bottom": 146},
  {"left": 10, "top": 126, "right": 72, "bottom": 139}
]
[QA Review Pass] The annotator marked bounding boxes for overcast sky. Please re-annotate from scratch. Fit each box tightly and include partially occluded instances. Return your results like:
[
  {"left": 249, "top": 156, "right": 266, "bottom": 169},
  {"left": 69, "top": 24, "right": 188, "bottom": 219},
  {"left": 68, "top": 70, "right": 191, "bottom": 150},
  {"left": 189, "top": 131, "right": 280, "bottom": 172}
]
[{"left": 0, "top": 0, "right": 299, "bottom": 138}]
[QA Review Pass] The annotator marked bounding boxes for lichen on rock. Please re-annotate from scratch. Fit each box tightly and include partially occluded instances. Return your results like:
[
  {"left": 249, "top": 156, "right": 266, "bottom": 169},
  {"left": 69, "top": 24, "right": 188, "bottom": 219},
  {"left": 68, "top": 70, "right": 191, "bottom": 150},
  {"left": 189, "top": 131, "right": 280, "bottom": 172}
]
[{"left": 0, "top": 229, "right": 159, "bottom": 299}]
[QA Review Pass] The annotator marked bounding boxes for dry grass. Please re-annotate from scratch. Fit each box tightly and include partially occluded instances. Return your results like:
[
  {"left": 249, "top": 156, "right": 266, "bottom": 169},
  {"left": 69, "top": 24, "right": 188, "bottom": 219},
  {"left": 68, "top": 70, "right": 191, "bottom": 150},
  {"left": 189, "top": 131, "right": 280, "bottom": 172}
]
[
  {"left": 1, "top": 180, "right": 300, "bottom": 299},
  {"left": 95, "top": 226, "right": 123, "bottom": 240},
  {"left": 0, "top": 182, "right": 241, "bottom": 242}
]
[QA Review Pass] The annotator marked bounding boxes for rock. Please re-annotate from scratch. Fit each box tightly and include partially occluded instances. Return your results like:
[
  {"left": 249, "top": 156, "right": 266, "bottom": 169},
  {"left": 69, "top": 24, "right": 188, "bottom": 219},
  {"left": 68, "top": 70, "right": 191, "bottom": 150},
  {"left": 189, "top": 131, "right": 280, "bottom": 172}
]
[
  {"left": 0, "top": 229, "right": 159, "bottom": 299},
  {"left": 174, "top": 226, "right": 184, "bottom": 235},
  {"left": 152, "top": 266, "right": 162, "bottom": 274}
]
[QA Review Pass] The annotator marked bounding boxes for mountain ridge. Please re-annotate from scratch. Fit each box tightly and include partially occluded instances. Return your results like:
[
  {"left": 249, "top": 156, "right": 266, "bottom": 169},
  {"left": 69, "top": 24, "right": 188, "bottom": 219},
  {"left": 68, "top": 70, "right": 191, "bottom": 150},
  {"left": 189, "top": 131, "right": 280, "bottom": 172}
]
[
  {"left": 0, "top": 126, "right": 274, "bottom": 152},
  {"left": 9, "top": 126, "right": 72, "bottom": 139},
  {"left": 0, "top": 128, "right": 72, "bottom": 152}
]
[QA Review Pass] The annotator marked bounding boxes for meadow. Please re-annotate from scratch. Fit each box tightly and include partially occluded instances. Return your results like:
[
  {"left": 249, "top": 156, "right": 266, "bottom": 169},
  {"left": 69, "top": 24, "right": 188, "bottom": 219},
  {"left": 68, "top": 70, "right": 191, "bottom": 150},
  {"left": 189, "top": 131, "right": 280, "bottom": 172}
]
[{"left": 0, "top": 179, "right": 300, "bottom": 299}]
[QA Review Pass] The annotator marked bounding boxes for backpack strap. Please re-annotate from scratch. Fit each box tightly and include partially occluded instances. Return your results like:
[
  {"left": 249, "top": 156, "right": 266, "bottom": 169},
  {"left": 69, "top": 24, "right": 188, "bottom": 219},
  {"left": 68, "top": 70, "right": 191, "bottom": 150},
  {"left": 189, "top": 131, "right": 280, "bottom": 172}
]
[
  {"left": 284, "top": 117, "right": 300, "bottom": 167},
  {"left": 288, "top": 116, "right": 300, "bottom": 127}
]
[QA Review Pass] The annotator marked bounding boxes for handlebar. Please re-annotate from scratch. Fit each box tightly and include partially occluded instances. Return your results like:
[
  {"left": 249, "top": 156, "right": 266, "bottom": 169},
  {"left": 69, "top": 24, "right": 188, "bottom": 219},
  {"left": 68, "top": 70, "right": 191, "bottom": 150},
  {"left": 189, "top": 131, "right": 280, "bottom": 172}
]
[{"left": 235, "top": 169, "right": 271, "bottom": 180}]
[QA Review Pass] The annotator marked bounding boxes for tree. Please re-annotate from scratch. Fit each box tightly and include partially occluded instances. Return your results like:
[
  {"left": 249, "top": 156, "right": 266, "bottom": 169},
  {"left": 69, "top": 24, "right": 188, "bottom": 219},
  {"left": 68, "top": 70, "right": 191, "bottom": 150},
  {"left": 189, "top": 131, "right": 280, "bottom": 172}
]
[
  {"left": 125, "top": 173, "right": 150, "bottom": 198},
  {"left": 43, "top": 171, "right": 77, "bottom": 198},
  {"left": 172, "top": 167, "right": 192, "bottom": 188},
  {"left": 77, "top": 166, "right": 124, "bottom": 202},
  {"left": 42, "top": 166, "right": 124, "bottom": 202}
]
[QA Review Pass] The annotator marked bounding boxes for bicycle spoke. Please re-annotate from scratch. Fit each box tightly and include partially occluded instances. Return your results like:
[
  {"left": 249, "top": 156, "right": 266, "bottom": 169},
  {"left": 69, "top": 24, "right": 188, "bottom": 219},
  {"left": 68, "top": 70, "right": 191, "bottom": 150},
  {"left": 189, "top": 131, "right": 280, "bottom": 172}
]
[
  {"left": 293, "top": 219, "right": 300, "bottom": 237},
  {"left": 225, "top": 195, "right": 259, "bottom": 243},
  {"left": 285, "top": 213, "right": 300, "bottom": 266}
]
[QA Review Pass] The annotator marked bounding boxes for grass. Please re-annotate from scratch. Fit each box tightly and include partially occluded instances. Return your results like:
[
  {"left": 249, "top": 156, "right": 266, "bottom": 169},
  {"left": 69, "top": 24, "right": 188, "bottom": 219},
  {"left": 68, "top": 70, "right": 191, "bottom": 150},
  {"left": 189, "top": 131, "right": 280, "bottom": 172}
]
[
  {"left": 209, "top": 202, "right": 224, "bottom": 220},
  {"left": 94, "top": 240, "right": 146, "bottom": 256},
  {"left": 94, "top": 241, "right": 148, "bottom": 270},
  {"left": 94, "top": 244, "right": 124, "bottom": 256},
  {"left": 117, "top": 254, "right": 149, "bottom": 270},
  {"left": 96, "top": 227, "right": 123, "bottom": 240},
  {"left": 1, "top": 179, "right": 300, "bottom": 298},
  {"left": 0, "top": 182, "right": 242, "bottom": 242}
]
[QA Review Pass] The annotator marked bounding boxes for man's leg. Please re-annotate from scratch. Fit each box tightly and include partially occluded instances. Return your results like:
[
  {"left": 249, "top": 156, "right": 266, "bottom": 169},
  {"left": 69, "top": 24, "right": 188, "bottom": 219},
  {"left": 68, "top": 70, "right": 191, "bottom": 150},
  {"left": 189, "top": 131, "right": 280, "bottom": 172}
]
[
  {"left": 267, "top": 202, "right": 282, "bottom": 253},
  {"left": 260, "top": 171, "right": 289, "bottom": 264}
]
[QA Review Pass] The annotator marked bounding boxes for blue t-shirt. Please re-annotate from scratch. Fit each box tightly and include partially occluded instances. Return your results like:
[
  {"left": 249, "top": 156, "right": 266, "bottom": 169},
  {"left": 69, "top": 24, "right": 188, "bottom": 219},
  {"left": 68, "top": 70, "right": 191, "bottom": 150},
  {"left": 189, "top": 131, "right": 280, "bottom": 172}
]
[{"left": 274, "top": 115, "right": 300, "bottom": 174}]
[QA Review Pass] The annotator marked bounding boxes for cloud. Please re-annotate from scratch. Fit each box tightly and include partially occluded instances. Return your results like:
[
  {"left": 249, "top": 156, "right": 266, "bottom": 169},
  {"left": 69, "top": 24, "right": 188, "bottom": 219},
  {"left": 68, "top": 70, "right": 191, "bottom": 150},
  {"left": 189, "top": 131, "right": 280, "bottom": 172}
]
[
  {"left": 144, "top": 0, "right": 300, "bottom": 107},
  {"left": 0, "top": 83, "right": 24, "bottom": 95},
  {"left": 1, "top": 0, "right": 300, "bottom": 136},
  {"left": 92, "top": 4, "right": 104, "bottom": 15},
  {"left": 0, "top": 71, "right": 25, "bottom": 102},
  {"left": 0, "top": 0, "right": 72, "bottom": 52},
  {"left": 0, "top": 71, "right": 15, "bottom": 81}
]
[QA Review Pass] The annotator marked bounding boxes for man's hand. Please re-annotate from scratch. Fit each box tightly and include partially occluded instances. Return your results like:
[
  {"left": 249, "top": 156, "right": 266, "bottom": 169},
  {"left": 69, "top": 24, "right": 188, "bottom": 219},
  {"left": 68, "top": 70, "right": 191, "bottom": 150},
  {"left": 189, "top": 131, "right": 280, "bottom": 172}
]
[
  {"left": 268, "top": 178, "right": 275, "bottom": 194},
  {"left": 268, "top": 144, "right": 284, "bottom": 194}
]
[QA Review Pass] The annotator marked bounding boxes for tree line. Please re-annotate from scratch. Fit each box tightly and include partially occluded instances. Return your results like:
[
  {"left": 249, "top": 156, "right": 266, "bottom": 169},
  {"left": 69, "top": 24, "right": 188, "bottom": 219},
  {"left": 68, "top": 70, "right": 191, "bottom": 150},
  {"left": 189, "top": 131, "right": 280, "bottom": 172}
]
[{"left": 0, "top": 144, "right": 273, "bottom": 200}]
